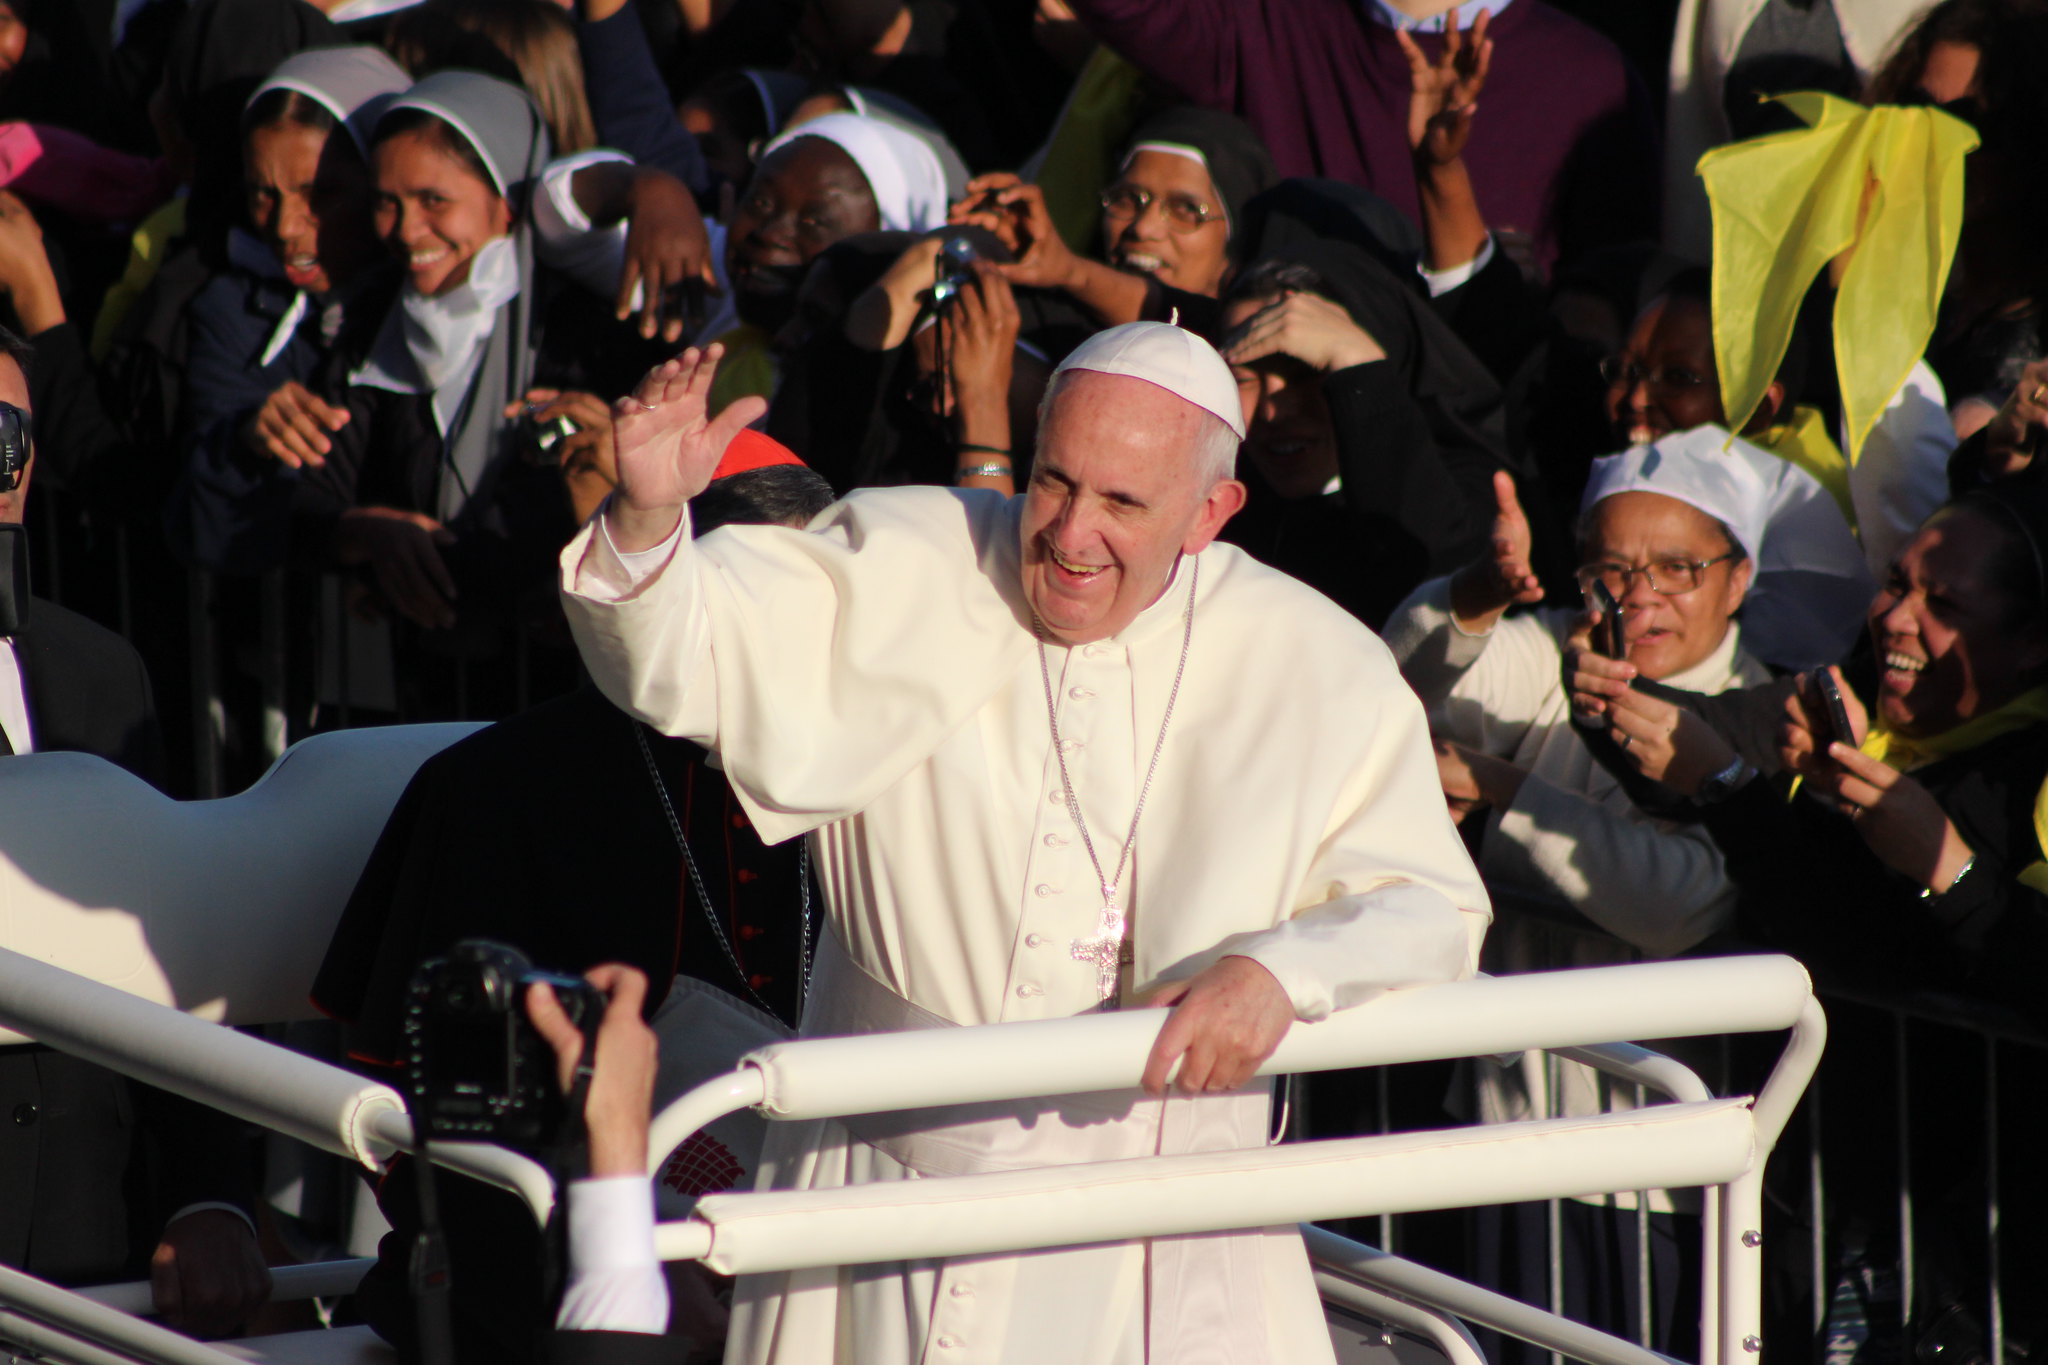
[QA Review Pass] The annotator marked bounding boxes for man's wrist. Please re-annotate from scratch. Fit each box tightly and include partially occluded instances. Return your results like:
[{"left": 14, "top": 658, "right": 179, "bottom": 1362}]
[{"left": 606, "top": 497, "right": 687, "bottom": 554}]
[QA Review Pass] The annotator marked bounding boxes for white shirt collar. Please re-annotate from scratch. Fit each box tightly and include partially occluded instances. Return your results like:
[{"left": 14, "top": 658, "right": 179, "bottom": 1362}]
[{"left": 1365, "top": 0, "right": 1513, "bottom": 32}]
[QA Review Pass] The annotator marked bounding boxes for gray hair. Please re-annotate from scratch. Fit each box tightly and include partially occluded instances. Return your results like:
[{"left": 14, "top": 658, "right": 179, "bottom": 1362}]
[{"left": 1036, "top": 368, "right": 1241, "bottom": 489}]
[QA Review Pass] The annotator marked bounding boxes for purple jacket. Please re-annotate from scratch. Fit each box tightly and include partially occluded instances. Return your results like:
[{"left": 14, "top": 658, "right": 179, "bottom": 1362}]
[{"left": 1069, "top": 0, "right": 1659, "bottom": 272}]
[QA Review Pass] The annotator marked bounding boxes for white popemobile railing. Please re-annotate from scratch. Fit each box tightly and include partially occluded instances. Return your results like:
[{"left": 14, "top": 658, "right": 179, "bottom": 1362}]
[{"left": 0, "top": 733, "right": 1825, "bottom": 1365}]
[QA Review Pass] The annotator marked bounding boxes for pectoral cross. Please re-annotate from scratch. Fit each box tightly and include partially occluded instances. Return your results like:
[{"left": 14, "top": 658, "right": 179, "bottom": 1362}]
[{"left": 1071, "top": 888, "right": 1134, "bottom": 1005}]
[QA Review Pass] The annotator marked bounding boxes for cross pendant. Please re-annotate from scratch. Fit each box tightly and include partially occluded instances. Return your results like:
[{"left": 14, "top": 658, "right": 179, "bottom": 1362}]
[{"left": 1070, "top": 894, "right": 1131, "bottom": 1005}]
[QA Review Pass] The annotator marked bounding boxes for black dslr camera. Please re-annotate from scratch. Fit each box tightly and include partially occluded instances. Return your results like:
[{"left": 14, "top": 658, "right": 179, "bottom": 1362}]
[
  {"left": 930, "top": 233, "right": 980, "bottom": 309},
  {"left": 403, "top": 940, "right": 605, "bottom": 1149},
  {"left": 0, "top": 401, "right": 32, "bottom": 491}
]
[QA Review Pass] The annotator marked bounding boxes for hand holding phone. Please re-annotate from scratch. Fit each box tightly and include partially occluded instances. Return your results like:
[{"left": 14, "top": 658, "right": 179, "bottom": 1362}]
[
  {"left": 1589, "top": 579, "right": 1626, "bottom": 660},
  {"left": 1813, "top": 667, "right": 1857, "bottom": 747}
]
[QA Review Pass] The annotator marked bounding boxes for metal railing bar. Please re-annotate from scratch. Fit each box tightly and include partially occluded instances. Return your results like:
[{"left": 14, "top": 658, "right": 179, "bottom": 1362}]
[
  {"left": 1548, "top": 1047, "right": 1564, "bottom": 1365},
  {"left": 1808, "top": 1076, "right": 1826, "bottom": 1337},
  {"left": 0, "top": 1264, "right": 252, "bottom": 1365},
  {"left": 1376, "top": 1063, "right": 1394, "bottom": 1254},
  {"left": 259, "top": 572, "right": 287, "bottom": 766},
  {"left": 1985, "top": 1034, "right": 2002, "bottom": 1364},
  {"left": 1634, "top": 1082, "right": 1652, "bottom": 1351},
  {"left": 186, "top": 569, "right": 222, "bottom": 799},
  {"left": 1302, "top": 1227, "right": 1685, "bottom": 1365},
  {"left": 1318, "top": 1281, "right": 1487, "bottom": 1365},
  {"left": 70, "top": 1260, "right": 376, "bottom": 1317},
  {"left": 1895, "top": 1013, "right": 1913, "bottom": 1357},
  {"left": 0, "top": 1310, "right": 162, "bottom": 1365}
]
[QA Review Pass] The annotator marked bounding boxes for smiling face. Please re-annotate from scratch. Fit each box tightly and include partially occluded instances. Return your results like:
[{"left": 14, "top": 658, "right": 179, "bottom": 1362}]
[
  {"left": 1221, "top": 293, "right": 1337, "bottom": 499},
  {"left": 245, "top": 120, "right": 379, "bottom": 295},
  {"left": 1101, "top": 149, "right": 1231, "bottom": 299},
  {"left": 1579, "top": 492, "right": 1752, "bottom": 681},
  {"left": 1868, "top": 506, "right": 2048, "bottom": 737},
  {"left": 1604, "top": 295, "right": 1727, "bottom": 448},
  {"left": 1019, "top": 370, "right": 1245, "bottom": 644},
  {"left": 725, "top": 137, "right": 880, "bottom": 329},
  {"left": 373, "top": 126, "right": 512, "bottom": 298}
]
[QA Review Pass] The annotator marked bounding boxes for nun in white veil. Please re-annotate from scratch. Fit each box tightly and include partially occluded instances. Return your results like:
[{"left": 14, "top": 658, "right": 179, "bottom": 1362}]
[{"left": 288, "top": 69, "right": 665, "bottom": 712}]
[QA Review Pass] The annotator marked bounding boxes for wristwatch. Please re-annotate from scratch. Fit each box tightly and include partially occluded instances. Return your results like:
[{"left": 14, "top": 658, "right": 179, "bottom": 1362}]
[{"left": 1694, "top": 754, "right": 1756, "bottom": 805}]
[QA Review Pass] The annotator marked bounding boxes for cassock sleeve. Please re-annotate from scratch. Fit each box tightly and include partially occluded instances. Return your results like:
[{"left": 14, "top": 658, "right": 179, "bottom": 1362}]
[
  {"left": 562, "top": 487, "right": 1034, "bottom": 843},
  {"left": 1207, "top": 644, "right": 1491, "bottom": 1020}
]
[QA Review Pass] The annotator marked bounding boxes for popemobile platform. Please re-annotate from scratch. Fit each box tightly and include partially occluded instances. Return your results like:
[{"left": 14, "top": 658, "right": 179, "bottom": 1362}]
[{"left": 0, "top": 726, "right": 1824, "bottom": 1365}]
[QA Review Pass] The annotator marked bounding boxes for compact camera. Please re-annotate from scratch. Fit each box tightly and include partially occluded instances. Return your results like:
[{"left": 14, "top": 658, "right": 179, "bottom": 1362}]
[
  {"left": 517, "top": 409, "right": 579, "bottom": 465},
  {"left": 402, "top": 940, "right": 605, "bottom": 1149}
]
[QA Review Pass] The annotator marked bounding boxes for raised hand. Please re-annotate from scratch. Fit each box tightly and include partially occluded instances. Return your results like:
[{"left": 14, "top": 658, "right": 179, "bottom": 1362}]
[
  {"left": 246, "top": 381, "right": 350, "bottom": 469},
  {"left": 618, "top": 167, "right": 718, "bottom": 343},
  {"left": 954, "top": 174, "right": 1084, "bottom": 293},
  {"left": 608, "top": 344, "right": 768, "bottom": 551},
  {"left": 1448, "top": 470, "right": 1543, "bottom": 629},
  {"left": 1981, "top": 358, "right": 2048, "bottom": 478},
  {"left": 1394, "top": 9, "right": 1494, "bottom": 166},
  {"left": 334, "top": 506, "right": 458, "bottom": 630},
  {"left": 1222, "top": 290, "right": 1386, "bottom": 373},
  {"left": 528, "top": 964, "right": 656, "bottom": 1179}
]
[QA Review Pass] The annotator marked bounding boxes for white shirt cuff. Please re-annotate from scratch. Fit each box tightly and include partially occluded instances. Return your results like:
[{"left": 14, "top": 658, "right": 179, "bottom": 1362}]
[
  {"left": 165, "top": 1202, "right": 257, "bottom": 1238},
  {"left": 556, "top": 1176, "right": 670, "bottom": 1334},
  {"left": 591, "top": 501, "right": 689, "bottom": 592},
  {"left": 534, "top": 149, "right": 637, "bottom": 304},
  {"left": 1417, "top": 234, "right": 1496, "bottom": 298}
]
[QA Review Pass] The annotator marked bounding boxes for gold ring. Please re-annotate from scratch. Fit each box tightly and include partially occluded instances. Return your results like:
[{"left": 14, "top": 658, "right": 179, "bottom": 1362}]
[
  {"left": 2032, "top": 384, "right": 2046, "bottom": 403},
  {"left": 1615, "top": 731, "right": 1632, "bottom": 752}
]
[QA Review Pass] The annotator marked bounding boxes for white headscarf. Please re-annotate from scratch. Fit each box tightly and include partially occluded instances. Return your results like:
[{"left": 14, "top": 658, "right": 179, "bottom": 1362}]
[
  {"left": 1581, "top": 424, "right": 1875, "bottom": 670},
  {"left": 760, "top": 112, "right": 948, "bottom": 232},
  {"left": 245, "top": 47, "right": 413, "bottom": 362}
]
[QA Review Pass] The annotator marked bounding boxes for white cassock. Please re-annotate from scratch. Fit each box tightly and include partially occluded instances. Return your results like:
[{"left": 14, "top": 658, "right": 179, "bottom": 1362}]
[{"left": 560, "top": 485, "right": 1492, "bottom": 1365}]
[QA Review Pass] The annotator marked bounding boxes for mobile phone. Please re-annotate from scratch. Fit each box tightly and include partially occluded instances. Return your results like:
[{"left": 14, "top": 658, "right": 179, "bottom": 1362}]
[
  {"left": 1589, "top": 579, "right": 1626, "bottom": 659},
  {"left": 1814, "top": 668, "right": 1855, "bottom": 745}
]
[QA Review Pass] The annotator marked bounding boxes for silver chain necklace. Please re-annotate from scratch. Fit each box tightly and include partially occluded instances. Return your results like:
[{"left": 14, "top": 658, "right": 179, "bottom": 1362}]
[
  {"left": 634, "top": 721, "right": 812, "bottom": 1022},
  {"left": 1034, "top": 556, "right": 1198, "bottom": 1006}
]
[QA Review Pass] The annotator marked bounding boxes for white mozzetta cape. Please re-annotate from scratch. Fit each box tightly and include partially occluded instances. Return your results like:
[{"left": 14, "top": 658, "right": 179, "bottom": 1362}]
[{"left": 560, "top": 486, "right": 1491, "bottom": 1363}]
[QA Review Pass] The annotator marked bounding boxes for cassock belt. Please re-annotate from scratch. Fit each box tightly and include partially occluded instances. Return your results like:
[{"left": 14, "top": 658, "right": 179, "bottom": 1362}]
[{"left": 803, "top": 927, "right": 1277, "bottom": 1364}]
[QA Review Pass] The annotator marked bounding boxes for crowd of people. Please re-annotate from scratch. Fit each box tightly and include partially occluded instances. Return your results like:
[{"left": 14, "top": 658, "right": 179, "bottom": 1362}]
[{"left": 4, "top": 0, "right": 2048, "bottom": 1360}]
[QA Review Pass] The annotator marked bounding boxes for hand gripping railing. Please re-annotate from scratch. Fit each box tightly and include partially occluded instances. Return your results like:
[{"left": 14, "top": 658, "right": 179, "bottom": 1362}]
[{"left": 643, "top": 955, "right": 1824, "bottom": 1365}]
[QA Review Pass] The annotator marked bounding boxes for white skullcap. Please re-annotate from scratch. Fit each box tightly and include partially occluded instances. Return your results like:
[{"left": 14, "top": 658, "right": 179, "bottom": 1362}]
[
  {"left": 1580, "top": 425, "right": 1773, "bottom": 563},
  {"left": 1051, "top": 321, "right": 1246, "bottom": 439},
  {"left": 760, "top": 112, "right": 948, "bottom": 232}
]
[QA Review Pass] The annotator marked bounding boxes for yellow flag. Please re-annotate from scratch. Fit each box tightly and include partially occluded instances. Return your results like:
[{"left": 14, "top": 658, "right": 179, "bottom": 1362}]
[{"left": 1698, "top": 92, "right": 1976, "bottom": 465}]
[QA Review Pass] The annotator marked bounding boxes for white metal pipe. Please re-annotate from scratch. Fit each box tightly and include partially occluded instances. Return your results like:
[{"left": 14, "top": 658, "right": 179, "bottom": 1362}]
[
  {"left": 1553, "top": 1042, "right": 1714, "bottom": 1104},
  {"left": 364, "top": 1109, "right": 560, "bottom": 1226},
  {"left": 0, "top": 1310, "right": 164, "bottom": 1365},
  {"left": 645, "top": 1071, "right": 768, "bottom": 1180},
  {"left": 1300, "top": 1226, "right": 1685, "bottom": 1365},
  {"left": 0, "top": 946, "right": 406, "bottom": 1168},
  {"left": 1317, "top": 1274, "right": 1488, "bottom": 1365},
  {"left": 0, "top": 1263, "right": 252, "bottom": 1365},
  {"left": 1717, "top": 1168, "right": 1766, "bottom": 1364},
  {"left": 736, "top": 956, "right": 1812, "bottom": 1126},
  {"left": 73, "top": 1260, "right": 376, "bottom": 1317},
  {"left": 675, "top": 1099, "right": 1758, "bottom": 1275}
]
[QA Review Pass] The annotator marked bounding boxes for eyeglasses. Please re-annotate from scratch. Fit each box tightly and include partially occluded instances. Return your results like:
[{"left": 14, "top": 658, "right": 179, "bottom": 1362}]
[
  {"left": 1098, "top": 184, "right": 1223, "bottom": 233},
  {"left": 1598, "top": 357, "right": 1712, "bottom": 393},
  {"left": 1574, "top": 553, "right": 1739, "bottom": 597},
  {"left": 0, "top": 403, "right": 29, "bottom": 492}
]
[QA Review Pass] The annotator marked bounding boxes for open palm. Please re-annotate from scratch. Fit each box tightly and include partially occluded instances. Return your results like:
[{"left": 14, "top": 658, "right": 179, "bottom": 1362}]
[{"left": 611, "top": 344, "right": 769, "bottom": 517}]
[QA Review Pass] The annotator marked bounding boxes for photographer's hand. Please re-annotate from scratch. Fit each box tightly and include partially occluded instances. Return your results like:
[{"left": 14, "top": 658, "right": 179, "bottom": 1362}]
[{"left": 528, "top": 965, "right": 656, "bottom": 1177}]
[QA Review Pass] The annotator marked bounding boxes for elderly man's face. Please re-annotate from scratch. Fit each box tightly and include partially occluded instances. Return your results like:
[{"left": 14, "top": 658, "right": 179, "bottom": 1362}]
[
  {"left": 0, "top": 354, "right": 32, "bottom": 525},
  {"left": 1019, "top": 370, "right": 1244, "bottom": 644}
]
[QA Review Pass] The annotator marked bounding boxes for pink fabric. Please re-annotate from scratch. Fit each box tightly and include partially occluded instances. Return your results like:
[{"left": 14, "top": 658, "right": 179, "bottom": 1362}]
[{"left": 0, "top": 123, "right": 177, "bottom": 225}]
